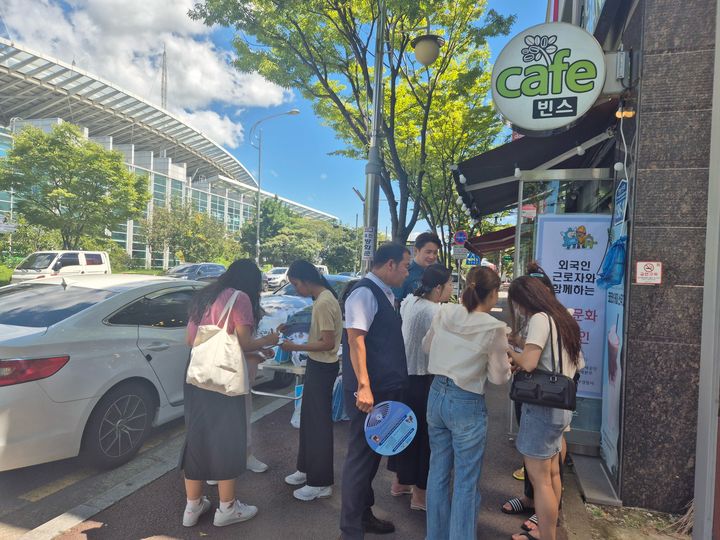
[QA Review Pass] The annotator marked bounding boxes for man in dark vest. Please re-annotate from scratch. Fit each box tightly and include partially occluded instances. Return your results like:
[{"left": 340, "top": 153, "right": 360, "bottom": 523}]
[{"left": 340, "top": 242, "right": 410, "bottom": 539}]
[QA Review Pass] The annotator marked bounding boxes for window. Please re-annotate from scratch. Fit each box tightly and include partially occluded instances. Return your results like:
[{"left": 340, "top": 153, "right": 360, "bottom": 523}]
[
  {"left": 58, "top": 253, "right": 80, "bottom": 268},
  {"left": 85, "top": 253, "right": 104, "bottom": 266},
  {"left": 0, "top": 284, "right": 117, "bottom": 327},
  {"left": 108, "top": 289, "right": 195, "bottom": 328},
  {"left": 18, "top": 252, "right": 58, "bottom": 270}
]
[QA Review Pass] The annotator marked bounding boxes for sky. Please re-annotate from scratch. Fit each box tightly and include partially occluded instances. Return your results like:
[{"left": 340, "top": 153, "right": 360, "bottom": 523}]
[{"left": 0, "top": 0, "right": 547, "bottom": 232}]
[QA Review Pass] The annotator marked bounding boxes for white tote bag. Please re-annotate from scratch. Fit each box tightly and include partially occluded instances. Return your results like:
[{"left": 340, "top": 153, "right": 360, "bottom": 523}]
[{"left": 186, "top": 290, "right": 250, "bottom": 396}]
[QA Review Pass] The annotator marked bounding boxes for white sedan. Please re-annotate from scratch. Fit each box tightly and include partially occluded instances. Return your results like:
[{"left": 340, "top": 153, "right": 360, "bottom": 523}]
[{"left": 0, "top": 274, "right": 202, "bottom": 472}]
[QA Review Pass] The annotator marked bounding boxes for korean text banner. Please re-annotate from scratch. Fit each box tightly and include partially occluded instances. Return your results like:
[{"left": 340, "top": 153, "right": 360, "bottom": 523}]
[{"left": 535, "top": 214, "right": 611, "bottom": 399}]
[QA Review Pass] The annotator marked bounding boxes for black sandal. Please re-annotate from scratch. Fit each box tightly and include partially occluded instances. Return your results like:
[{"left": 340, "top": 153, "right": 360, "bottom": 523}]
[
  {"left": 512, "top": 532, "right": 539, "bottom": 540},
  {"left": 521, "top": 514, "right": 538, "bottom": 531},
  {"left": 501, "top": 497, "right": 535, "bottom": 515}
]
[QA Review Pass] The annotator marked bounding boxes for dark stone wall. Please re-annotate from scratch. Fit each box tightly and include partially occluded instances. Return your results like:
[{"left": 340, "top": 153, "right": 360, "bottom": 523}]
[{"left": 620, "top": 0, "right": 715, "bottom": 512}]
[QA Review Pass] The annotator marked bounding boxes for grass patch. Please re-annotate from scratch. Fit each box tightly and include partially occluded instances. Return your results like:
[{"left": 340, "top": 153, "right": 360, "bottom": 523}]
[
  {"left": 587, "top": 504, "right": 690, "bottom": 539},
  {"left": 0, "top": 265, "right": 12, "bottom": 286},
  {"left": 121, "top": 268, "right": 165, "bottom": 276}
]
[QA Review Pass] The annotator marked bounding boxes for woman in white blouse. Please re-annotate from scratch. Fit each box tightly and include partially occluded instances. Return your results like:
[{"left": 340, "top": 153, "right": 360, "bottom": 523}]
[
  {"left": 389, "top": 263, "right": 453, "bottom": 511},
  {"left": 422, "top": 266, "right": 512, "bottom": 540}
]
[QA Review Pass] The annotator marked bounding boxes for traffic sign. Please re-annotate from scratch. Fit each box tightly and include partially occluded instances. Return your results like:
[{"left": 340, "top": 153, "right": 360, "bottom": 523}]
[
  {"left": 0, "top": 223, "right": 17, "bottom": 234},
  {"left": 452, "top": 246, "right": 469, "bottom": 260},
  {"left": 453, "top": 230, "right": 467, "bottom": 245},
  {"left": 503, "top": 255, "right": 513, "bottom": 262},
  {"left": 466, "top": 253, "right": 481, "bottom": 266}
]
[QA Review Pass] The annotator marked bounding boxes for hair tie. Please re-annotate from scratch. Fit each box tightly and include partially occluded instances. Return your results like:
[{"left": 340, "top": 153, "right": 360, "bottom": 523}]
[{"left": 529, "top": 273, "right": 545, "bottom": 278}]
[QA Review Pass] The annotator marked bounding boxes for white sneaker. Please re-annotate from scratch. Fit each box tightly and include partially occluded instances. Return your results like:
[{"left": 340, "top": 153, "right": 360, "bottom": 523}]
[
  {"left": 206, "top": 480, "right": 218, "bottom": 486},
  {"left": 284, "top": 470, "right": 307, "bottom": 486},
  {"left": 293, "top": 485, "right": 332, "bottom": 501},
  {"left": 213, "top": 500, "right": 258, "bottom": 527},
  {"left": 247, "top": 454, "right": 269, "bottom": 473},
  {"left": 183, "top": 496, "right": 211, "bottom": 527}
]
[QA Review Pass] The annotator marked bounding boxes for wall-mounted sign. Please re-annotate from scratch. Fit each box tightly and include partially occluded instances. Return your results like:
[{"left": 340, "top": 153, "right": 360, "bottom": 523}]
[
  {"left": 636, "top": 261, "right": 662, "bottom": 285},
  {"left": 491, "top": 22, "right": 606, "bottom": 134}
]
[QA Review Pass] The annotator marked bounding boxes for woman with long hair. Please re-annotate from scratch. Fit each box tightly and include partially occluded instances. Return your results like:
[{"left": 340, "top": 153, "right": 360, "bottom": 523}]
[
  {"left": 389, "top": 263, "right": 453, "bottom": 511},
  {"left": 423, "top": 267, "right": 512, "bottom": 540},
  {"left": 181, "top": 259, "right": 279, "bottom": 528},
  {"left": 507, "top": 277, "right": 585, "bottom": 540},
  {"left": 281, "top": 260, "right": 343, "bottom": 502}
]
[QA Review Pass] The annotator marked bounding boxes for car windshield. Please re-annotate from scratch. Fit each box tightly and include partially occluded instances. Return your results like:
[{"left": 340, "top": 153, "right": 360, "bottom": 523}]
[
  {"left": 0, "top": 283, "right": 117, "bottom": 327},
  {"left": 166, "top": 265, "right": 195, "bottom": 275},
  {"left": 17, "top": 252, "right": 58, "bottom": 270},
  {"left": 269, "top": 268, "right": 287, "bottom": 275},
  {"left": 277, "top": 277, "right": 349, "bottom": 298}
]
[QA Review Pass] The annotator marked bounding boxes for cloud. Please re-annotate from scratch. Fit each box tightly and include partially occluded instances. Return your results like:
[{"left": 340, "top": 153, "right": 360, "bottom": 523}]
[
  {"left": 1, "top": 0, "right": 294, "bottom": 148},
  {"left": 320, "top": 173, "right": 328, "bottom": 180}
]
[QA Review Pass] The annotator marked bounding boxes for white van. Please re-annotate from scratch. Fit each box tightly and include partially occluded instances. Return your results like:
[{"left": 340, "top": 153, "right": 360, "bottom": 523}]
[
  {"left": 12, "top": 251, "right": 112, "bottom": 283},
  {"left": 315, "top": 265, "right": 329, "bottom": 275}
]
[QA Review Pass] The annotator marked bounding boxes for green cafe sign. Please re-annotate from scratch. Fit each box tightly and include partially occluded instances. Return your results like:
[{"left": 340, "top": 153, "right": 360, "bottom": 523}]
[{"left": 491, "top": 22, "right": 606, "bottom": 133}]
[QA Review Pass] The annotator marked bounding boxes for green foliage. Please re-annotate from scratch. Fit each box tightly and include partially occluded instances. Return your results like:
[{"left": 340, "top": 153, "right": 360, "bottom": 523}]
[
  {"left": 0, "top": 123, "right": 150, "bottom": 249},
  {"left": 189, "top": 0, "right": 514, "bottom": 244},
  {"left": 0, "top": 264, "right": 11, "bottom": 286},
  {"left": 0, "top": 215, "right": 62, "bottom": 259},
  {"left": 238, "top": 197, "right": 360, "bottom": 271},
  {"left": 142, "top": 203, "right": 246, "bottom": 264}
]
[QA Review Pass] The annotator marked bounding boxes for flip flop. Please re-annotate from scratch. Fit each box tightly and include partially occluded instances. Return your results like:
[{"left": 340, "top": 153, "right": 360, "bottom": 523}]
[
  {"left": 501, "top": 497, "right": 535, "bottom": 515},
  {"left": 521, "top": 514, "right": 538, "bottom": 531},
  {"left": 512, "top": 466, "right": 525, "bottom": 481},
  {"left": 390, "top": 486, "right": 412, "bottom": 497},
  {"left": 511, "top": 532, "right": 539, "bottom": 540}
]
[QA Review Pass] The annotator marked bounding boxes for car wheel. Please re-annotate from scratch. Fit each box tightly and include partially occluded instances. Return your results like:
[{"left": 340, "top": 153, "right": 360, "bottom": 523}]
[{"left": 82, "top": 383, "right": 155, "bottom": 469}]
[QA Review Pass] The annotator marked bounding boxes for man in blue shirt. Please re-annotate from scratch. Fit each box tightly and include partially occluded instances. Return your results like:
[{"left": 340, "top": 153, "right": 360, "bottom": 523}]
[{"left": 392, "top": 232, "right": 442, "bottom": 305}]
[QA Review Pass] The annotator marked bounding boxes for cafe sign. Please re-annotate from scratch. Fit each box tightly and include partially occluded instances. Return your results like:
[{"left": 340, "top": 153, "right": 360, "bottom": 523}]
[{"left": 492, "top": 22, "right": 606, "bottom": 134}]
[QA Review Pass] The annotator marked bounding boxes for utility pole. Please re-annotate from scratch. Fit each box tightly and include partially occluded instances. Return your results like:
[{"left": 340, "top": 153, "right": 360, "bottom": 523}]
[
  {"left": 161, "top": 44, "right": 168, "bottom": 109},
  {"left": 361, "top": 0, "right": 386, "bottom": 275}
]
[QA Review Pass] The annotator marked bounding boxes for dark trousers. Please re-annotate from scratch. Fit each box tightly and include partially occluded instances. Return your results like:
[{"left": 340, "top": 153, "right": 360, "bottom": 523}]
[
  {"left": 387, "top": 374, "right": 432, "bottom": 489},
  {"left": 297, "top": 359, "right": 339, "bottom": 486},
  {"left": 340, "top": 387, "right": 404, "bottom": 540}
]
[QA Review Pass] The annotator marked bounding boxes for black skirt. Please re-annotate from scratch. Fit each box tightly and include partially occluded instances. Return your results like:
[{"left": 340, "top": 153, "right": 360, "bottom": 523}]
[{"left": 179, "top": 381, "right": 248, "bottom": 481}]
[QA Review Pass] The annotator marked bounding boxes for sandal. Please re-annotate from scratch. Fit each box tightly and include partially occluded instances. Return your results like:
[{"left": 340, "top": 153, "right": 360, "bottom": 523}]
[
  {"left": 521, "top": 514, "right": 538, "bottom": 531},
  {"left": 511, "top": 532, "right": 539, "bottom": 540},
  {"left": 512, "top": 466, "right": 525, "bottom": 481},
  {"left": 390, "top": 485, "right": 412, "bottom": 497},
  {"left": 501, "top": 497, "right": 535, "bottom": 515}
]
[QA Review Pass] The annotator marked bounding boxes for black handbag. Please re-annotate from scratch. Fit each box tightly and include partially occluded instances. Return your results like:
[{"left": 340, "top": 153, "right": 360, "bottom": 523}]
[{"left": 509, "top": 316, "right": 577, "bottom": 411}]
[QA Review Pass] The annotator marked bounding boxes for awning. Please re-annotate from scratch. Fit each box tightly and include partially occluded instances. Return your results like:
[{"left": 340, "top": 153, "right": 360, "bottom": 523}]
[
  {"left": 453, "top": 99, "right": 619, "bottom": 218},
  {"left": 465, "top": 226, "right": 516, "bottom": 256}
]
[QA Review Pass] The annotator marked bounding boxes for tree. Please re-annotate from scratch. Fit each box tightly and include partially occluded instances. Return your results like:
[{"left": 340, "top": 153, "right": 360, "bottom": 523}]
[
  {"left": 143, "top": 203, "right": 245, "bottom": 264},
  {"left": 0, "top": 215, "right": 62, "bottom": 259},
  {"left": 0, "top": 123, "right": 149, "bottom": 249},
  {"left": 189, "top": 0, "right": 513, "bottom": 244},
  {"left": 239, "top": 197, "right": 298, "bottom": 260}
]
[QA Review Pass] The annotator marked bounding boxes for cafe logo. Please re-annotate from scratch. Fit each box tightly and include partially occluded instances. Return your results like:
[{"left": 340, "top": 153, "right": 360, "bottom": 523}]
[{"left": 491, "top": 22, "right": 605, "bottom": 133}]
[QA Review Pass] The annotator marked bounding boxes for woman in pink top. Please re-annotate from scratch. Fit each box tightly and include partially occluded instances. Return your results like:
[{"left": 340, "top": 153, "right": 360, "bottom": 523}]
[{"left": 181, "top": 259, "right": 279, "bottom": 529}]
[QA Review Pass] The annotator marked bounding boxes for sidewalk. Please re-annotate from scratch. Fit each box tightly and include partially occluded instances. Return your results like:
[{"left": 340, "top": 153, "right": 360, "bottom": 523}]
[{"left": 57, "top": 381, "right": 568, "bottom": 540}]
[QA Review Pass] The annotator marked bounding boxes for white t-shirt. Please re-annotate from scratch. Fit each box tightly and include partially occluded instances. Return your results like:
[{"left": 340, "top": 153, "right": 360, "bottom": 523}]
[
  {"left": 344, "top": 272, "right": 395, "bottom": 332},
  {"left": 400, "top": 295, "right": 439, "bottom": 376},
  {"left": 525, "top": 312, "right": 585, "bottom": 379}
]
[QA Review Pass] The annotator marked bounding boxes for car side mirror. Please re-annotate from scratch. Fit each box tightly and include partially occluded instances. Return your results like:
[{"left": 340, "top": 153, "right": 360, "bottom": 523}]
[{"left": 53, "top": 261, "right": 62, "bottom": 271}]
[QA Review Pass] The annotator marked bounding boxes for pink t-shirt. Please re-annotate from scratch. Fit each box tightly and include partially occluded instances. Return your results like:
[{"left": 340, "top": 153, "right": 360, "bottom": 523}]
[{"left": 187, "top": 288, "right": 255, "bottom": 344}]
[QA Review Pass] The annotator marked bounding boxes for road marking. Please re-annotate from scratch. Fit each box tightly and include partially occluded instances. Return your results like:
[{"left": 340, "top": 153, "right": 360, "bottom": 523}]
[
  {"left": 19, "top": 470, "right": 95, "bottom": 503},
  {"left": 138, "top": 424, "right": 186, "bottom": 455}
]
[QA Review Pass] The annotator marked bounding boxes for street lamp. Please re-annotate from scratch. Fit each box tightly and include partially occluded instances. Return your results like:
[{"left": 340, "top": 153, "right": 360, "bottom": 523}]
[
  {"left": 249, "top": 108, "right": 300, "bottom": 265},
  {"left": 361, "top": 2, "right": 443, "bottom": 274}
]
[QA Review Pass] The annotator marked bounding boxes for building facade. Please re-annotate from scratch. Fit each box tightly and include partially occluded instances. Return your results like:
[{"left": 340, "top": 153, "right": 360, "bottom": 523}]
[{"left": 0, "top": 39, "right": 338, "bottom": 268}]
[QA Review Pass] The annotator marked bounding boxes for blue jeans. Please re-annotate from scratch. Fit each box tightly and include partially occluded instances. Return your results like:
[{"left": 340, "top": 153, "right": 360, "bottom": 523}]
[{"left": 426, "top": 376, "right": 488, "bottom": 540}]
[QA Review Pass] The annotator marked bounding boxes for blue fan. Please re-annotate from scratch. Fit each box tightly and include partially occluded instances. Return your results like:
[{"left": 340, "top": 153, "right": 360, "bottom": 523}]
[{"left": 364, "top": 401, "right": 417, "bottom": 456}]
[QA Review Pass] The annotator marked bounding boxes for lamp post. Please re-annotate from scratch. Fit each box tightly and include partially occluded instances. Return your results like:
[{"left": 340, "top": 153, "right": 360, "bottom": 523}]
[
  {"left": 249, "top": 109, "right": 300, "bottom": 265},
  {"left": 361, "top": 3, "right": 444, "bottom": 274}
]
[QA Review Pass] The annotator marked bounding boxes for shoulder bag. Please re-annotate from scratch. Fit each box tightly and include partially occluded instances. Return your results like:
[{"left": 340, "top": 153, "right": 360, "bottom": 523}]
[
  {"left": 186, "top": 290, "right": 250, "bottom": 396},
  {"left": 509, "top": 315, "right": 576, "bottom": 410}
]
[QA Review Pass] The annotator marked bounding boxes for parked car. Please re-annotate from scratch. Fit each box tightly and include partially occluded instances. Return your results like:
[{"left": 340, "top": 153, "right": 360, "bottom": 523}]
[
  {"left": 314, "top": 264, "right": 329, "bottom": 275},
  {"left": 265, "top": 266, "right": 289, "bottom": 289},
  {"left": 165, "top": 262, "right": 225, "bottom": 282},
  {"left": 0, "top": 274, "right": 202, "bottom": 472},
  {"left": 12, "top": 251, "right": 111, "bottom": 283},
  {"left": 338, "top": 271, "right": 360, "bottom": 277}
]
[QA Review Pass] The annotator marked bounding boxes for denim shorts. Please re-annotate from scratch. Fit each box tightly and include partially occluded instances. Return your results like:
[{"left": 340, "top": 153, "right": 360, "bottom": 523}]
[{"left": 516, "top": 403, "right": 572, "bottom": 460}]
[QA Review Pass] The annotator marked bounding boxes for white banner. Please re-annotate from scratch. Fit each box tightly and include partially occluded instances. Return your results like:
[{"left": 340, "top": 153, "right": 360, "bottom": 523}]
[
  {"left": 362, "top": 227, "right": 376, "bottom": 261},
  {"left": 535, "top": 214, "right": 611, "bottom": 399}
]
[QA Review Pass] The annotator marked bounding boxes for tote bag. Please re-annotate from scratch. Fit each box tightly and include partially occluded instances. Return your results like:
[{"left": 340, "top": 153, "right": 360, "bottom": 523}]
[{"left": 186, "top": 290, "right": 250, "bottom": 396}]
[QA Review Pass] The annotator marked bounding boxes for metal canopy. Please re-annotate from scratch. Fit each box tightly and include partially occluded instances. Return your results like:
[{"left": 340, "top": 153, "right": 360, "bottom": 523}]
[
  {"left": 453, "top": 99, "right": 619, "bottom": 218},
  {"left": 0, "top": 38, "right": 256, "bottom": 187}
]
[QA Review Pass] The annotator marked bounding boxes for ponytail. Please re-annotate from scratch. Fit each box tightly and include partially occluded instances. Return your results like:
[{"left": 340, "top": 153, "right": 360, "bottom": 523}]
[
  {"left": 461, "top": 267, "right": 500, "bottom": 312},
  {"left": 413, "top": 263, "right": 452, "bottom": 298}
]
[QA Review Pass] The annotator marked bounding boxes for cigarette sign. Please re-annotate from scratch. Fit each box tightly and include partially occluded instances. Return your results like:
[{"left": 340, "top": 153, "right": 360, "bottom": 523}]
[{"left": 635, "top": 261, "right": 662, "bottom": 285}]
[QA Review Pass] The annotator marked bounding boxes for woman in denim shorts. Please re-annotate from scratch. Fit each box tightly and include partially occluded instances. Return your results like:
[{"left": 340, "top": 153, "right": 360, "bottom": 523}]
[{"left": 507, "top": 277, "right": 585, "bottom": 540}]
